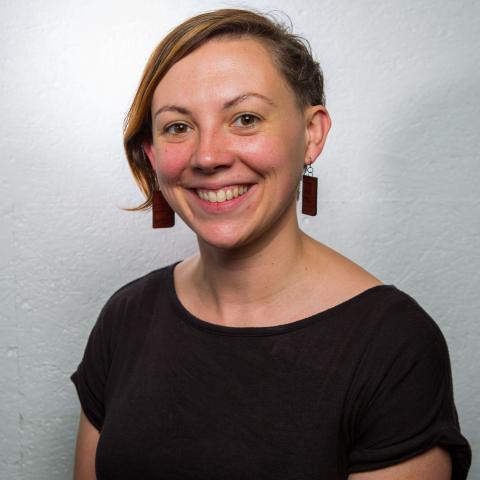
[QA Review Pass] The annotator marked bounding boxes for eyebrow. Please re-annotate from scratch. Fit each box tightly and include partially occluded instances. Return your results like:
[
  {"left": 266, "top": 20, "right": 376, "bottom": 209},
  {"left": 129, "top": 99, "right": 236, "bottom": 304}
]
[{"left": 153, "top": 92, "right": 276, "bottom": 120}]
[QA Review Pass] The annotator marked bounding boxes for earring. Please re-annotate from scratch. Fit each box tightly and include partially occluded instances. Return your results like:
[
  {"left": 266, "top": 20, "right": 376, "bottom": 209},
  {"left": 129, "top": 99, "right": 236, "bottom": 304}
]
[
  {"left": 302, "top": 159, "right": 318, "bottom": 216},
  {"left": 142, "top": 147, "right": 175, "bottom": 228},
  {"left": 152, "top": 190, "right": 175, "bottom": 228}
]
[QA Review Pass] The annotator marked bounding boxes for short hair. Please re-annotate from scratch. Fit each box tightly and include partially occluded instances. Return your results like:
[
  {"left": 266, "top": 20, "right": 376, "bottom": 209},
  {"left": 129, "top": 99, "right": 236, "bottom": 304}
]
[{"left": 123, "top": 8, "right": 326, "bottom": 210}]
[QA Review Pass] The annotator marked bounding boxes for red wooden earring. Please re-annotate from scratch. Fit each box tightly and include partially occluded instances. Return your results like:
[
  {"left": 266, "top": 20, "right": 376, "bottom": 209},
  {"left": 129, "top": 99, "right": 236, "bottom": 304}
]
[
  {"left": 302, "top": 162, "right": 318, "bottom": 216},
  {"left": 152, "top": 190, "right": 175, "bottom": 228}
]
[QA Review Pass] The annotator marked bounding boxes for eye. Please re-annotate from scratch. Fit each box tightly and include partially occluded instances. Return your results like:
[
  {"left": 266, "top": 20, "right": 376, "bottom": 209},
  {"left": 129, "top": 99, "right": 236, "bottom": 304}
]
[
  {"left": 232, "top": 113, "right": 261, "bottom": 128},
  {"left": 163, "top": 123, "right": 192, "bottom": 135}
]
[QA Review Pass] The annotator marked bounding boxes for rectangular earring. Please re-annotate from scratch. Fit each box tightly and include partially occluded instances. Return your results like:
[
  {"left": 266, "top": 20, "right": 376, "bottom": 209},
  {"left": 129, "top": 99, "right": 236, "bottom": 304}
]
[
  {"left": 302, "top": 164, "right": 318, "bottom": 216},
  {"left": 152, "top": 190, "right": 175, "bottom": 228}
]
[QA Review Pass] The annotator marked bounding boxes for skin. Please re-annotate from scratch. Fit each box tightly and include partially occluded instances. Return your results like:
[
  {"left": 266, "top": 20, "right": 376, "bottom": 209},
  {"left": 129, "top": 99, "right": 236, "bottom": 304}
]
[
  {"left": 143, "top": 37, "right": 381, "bottom": 327},
  {"left": 73, "top": 36, "right": 452, "bottom": 479},
  {"left": 146, "top": 37, "right": 321, "bottom": 253},
  {"left": 73, "top": 410, "right": 98, "bottom": 479}
]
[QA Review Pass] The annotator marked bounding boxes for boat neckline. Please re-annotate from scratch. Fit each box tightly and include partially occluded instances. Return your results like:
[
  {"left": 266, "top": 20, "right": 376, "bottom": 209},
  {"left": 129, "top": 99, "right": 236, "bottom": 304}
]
[{"left": 166, "top": 261, "right": 397, "bottom": 337}]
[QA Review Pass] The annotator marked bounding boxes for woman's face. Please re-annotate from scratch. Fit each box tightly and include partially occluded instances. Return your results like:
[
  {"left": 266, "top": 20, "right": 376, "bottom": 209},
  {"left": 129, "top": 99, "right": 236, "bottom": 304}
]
[{"left": 144, "top": 36, "right": 329, "bottom": 250}]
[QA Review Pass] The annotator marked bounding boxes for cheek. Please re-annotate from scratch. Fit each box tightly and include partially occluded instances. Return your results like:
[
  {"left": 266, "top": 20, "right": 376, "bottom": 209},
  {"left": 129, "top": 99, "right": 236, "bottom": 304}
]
[
  {"left": 154, "top": 144, "right": 191, "bottom": 180},
  {"left": 233, "top": 132, "right": 303, "bottom": 172}
]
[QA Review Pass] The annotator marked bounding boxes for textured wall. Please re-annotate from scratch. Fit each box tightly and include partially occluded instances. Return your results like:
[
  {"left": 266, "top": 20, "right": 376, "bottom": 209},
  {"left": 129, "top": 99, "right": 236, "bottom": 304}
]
[{"left": 1, "top": 0, "right": 478, "bottom": 478}]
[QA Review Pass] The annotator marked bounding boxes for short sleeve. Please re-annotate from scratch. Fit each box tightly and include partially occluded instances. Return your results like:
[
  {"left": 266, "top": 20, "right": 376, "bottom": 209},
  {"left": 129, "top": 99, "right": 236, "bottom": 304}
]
[
  {"left": 347, "top": 294, "right": 471, "bottom": 479},
  {"left": 71, "top": 304, "right": 114, "bottom": 431}
]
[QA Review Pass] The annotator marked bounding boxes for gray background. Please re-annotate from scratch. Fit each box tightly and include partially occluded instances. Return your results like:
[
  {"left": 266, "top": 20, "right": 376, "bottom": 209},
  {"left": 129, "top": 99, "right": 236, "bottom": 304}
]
[{"left": 1, "top": 0, "right": 478, "bottom": 477}]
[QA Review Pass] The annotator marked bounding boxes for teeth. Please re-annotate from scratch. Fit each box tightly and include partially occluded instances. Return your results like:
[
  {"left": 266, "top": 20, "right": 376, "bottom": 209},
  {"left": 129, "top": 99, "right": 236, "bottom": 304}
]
[
  {"left": 208, "top": 191, "right": 216, "bottom": 202},
  {"left": 217, "top": 190, "right": 226, "bottom": 202},
  {"left": 196, "top": 185, "right": 250, "bottom": 203}
]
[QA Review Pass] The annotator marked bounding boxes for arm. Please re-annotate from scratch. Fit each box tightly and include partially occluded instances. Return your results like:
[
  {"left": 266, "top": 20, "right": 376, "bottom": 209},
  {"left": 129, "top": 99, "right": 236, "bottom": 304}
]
[
  {"left": 73, "top": 408, "right": 100, "bottom": 480},
  {"left": 348, "top": 446, "right": 451, "bottom": 480}
]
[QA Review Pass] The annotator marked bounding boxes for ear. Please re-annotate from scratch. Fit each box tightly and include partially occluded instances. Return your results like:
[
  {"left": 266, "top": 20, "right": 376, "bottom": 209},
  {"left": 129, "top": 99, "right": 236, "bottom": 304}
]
[
  {"left": 142, "top": 141, "right": 157, "bottom": 170},
  {"left": 303, "top": 105, "right": 331, "bottom": 165}
]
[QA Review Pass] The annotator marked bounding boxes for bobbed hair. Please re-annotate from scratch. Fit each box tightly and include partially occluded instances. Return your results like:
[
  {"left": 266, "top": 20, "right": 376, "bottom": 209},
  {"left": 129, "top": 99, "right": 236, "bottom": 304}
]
[{"left": 123, "top": 8, "right": 326, "bottom": 210}]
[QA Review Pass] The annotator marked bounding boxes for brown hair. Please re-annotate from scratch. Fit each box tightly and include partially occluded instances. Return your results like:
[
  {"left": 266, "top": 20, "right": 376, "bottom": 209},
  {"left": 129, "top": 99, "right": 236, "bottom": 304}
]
[{"left": 123, "top": 8, "right": 326, "bottom": 210}]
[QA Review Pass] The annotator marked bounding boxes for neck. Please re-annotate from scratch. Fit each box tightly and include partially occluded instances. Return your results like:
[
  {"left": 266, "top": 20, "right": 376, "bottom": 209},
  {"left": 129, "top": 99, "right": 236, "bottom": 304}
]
[{"left": 190, "top": 204, "right": 318, "bottom": 319}]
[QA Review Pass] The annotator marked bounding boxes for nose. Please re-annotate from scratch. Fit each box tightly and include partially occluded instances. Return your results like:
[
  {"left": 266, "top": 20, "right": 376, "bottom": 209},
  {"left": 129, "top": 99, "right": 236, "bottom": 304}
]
[{"left": 190, "top": 128, "right": 234, "bottom": 173}]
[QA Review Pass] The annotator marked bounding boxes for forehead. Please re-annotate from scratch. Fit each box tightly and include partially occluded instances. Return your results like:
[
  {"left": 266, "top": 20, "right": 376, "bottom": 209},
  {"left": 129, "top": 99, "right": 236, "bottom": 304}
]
[{"left": 151, "top": 37, "right": 295, "bottom": 108}]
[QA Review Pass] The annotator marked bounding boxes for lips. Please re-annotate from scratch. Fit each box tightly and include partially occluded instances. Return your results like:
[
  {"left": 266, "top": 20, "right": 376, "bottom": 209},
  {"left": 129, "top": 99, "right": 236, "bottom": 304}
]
[{"left": 195, "top": 185, "right": 250, "bottom": 203}]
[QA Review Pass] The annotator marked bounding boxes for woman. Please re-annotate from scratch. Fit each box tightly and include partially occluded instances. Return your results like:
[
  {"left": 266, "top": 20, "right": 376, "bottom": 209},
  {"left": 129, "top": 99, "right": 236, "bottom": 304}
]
[{"left": 71, "top": 8, "right": 471, "bottom": 479}]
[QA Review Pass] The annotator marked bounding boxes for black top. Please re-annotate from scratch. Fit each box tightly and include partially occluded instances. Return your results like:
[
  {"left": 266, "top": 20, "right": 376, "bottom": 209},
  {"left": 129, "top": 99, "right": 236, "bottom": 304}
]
[{"left": 71, "top": 262, "right": 471, "bottom": 479}]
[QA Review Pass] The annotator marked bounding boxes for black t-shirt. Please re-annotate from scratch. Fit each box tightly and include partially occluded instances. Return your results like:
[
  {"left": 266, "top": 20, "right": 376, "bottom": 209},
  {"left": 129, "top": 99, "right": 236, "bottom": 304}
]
[{"left": 71, "top": 262, "right": 471, "bottom": 479}]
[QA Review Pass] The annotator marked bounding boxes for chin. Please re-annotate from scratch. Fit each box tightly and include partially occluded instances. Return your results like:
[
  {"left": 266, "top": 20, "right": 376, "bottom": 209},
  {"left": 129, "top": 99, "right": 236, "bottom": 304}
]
[
  {"left": 198, "top": 234, "right": 249, "bottom": 252},
  {"left": 195, "top": 225, "right": 255, "bottom": 252}
]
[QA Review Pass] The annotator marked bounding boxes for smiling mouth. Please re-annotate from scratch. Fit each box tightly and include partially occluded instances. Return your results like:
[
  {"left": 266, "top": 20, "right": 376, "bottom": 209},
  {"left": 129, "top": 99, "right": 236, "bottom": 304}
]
[{"left": 195, "top": 185, "right": 251, "bottom": 203}]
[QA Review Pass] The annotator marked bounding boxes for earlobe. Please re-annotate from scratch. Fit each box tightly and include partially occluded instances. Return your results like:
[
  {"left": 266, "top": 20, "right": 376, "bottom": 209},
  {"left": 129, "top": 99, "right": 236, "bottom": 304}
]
[
  {"left": 142, "top": 142, "right": 156, "bottom": 170},
  {"left": 304, "top": 106, "right": 331, "bottom": 163}
]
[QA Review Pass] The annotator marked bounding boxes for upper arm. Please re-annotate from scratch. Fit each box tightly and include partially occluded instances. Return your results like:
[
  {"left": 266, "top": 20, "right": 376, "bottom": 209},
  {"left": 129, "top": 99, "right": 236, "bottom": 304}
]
[
  {"left": 73, "top": 408, "right": 100, "bottom": 480},
  {"left": 348, "top": 446, "right": 452, "bottom": 480},
  {"left": 346, "top": 297, "right": 471, "bottom": 477}
]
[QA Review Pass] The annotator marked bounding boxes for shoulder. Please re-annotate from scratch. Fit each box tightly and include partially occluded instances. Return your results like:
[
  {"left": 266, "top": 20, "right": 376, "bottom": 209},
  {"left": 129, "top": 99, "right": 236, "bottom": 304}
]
[
  {"left": 348, "top": 285, "right": 454, "bottom": 406},
  {"left": 340, "top": 283, "right": 450, "bottom": 371},
  {"left": 309, "top": 239, "right": 446, "bottom": 345},
  {"left": 304, "top": 237, "right": 384, "bottom": 311},
  {"left": 369, "top": 286, "right": 448, "bottom": 352},
  {"left": 102, "top": 262, "right": 175, "bottom": 310},
  {"left": 93, "top": 262, "right": 178, "bottom": 337}
]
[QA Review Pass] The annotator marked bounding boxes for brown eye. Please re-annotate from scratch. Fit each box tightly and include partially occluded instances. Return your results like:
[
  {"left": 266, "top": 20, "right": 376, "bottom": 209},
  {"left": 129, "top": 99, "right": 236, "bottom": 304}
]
[
  {"left": 233, "top": 113, "right": 260, "bottom": 128},
  {"left": 164, "top": 123, "right": 191, "bottom": 135}
]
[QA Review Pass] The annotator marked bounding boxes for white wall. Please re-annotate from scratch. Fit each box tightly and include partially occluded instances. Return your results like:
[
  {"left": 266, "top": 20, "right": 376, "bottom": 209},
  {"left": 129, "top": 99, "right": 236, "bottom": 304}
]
[{"left": 1, "top": 0, "right": 478, "bottom": 477}]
